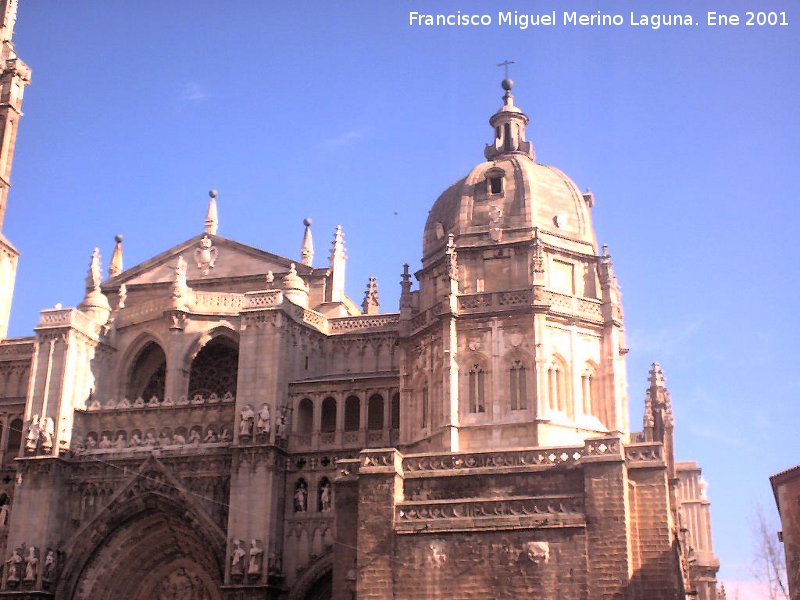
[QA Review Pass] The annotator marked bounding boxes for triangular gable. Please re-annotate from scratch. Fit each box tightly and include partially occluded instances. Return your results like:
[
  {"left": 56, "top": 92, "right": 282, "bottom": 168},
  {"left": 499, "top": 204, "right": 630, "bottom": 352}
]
[{"left": 104, "top": 233, "right": 316, "bottom": 287}]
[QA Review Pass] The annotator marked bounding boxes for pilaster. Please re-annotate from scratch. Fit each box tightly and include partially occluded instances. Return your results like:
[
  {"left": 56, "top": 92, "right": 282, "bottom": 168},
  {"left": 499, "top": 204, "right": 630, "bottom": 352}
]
[{"left": 355, "top": 449, "right": 403, "bottom": 600}]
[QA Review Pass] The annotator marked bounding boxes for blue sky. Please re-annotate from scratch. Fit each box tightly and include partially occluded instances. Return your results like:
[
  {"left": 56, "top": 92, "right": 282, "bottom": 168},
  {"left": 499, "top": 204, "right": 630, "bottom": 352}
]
[{"left": 5, "top": 0, "right": 799, "bottom": 593}]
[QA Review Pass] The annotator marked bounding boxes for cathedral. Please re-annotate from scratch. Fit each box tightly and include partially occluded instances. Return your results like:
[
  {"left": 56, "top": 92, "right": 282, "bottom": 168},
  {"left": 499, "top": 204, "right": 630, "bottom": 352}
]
[{"left": 0, "top": 2, "right": 720, "bottom": 599}]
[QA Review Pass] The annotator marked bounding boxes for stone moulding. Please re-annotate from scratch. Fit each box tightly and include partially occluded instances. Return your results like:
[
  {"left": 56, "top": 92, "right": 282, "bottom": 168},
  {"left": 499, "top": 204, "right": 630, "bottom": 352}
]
[
  {"left": 395, "top": 494, "right": 585, "bottom": 534},
  {"left": 328, "top": 313, "right": 400, "bottom": 334},
  {"left": 624, "top": 442, "right": 665, "bottom": 467}
]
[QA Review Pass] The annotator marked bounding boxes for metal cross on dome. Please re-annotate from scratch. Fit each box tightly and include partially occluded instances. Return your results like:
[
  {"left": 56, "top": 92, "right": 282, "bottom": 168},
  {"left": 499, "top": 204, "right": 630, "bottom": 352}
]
[{"left": 497, "top": 60, "right": 515, "bottom": 79}]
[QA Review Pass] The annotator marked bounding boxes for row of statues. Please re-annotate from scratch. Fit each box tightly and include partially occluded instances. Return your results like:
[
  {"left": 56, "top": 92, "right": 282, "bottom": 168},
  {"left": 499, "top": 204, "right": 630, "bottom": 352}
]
[
  {"left": 293, "top": 478, "right": 332, "bottom": 513},
  {"left": 4, "top": 545, "right": 56, "bottom": 587},
  {"left": 79, "top": 426, "right": 232, "bottom": 452},
  {"left": 24, "top": 415, "right": 55, "bottom": 456},
  {"left": 239, "top": 404, "right": 289, "bottom": 440},
  {"left": 230, "top": 539, "right": 262, "bottom": 579},
  {"left": 87, "top": 391, "right": 235, "bottom": 411}
]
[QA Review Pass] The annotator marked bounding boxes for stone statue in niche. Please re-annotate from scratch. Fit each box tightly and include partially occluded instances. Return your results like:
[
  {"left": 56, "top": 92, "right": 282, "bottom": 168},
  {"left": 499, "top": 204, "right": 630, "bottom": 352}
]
[
  {"left": 256, "top": 404, "right": 271, "bottom": 437},
  {"left": 42, "top": 549, "right": 56, "bottom": 583},
  {"left": 275, "top": 409, "right": 288, "bottom": 440},
  {"left": 230, "top": 539, "right": 246, "bottom": 577},
  {"left": 219, "top": 428, "right": 232, "bottom": 442},
  {"left": 24, "top": 546, "right": 38, "bottom": 582},
  {"left": 294, "top": 480, "right": 308, "bottom": 512},
  {"left": 85, "top": 435, "right": 97, "bottom": 450},
  {"left": 319, "top": 480, "right": 332, "bottom": 512},
  {"left": 99, "top": 435, "right": 112, "bottom": 449},
  {"left": 129, "top": 433, "right": 142, "bottom": 447},
  {"left": 203, "top": 429, "right": 218, "bottom": 443},
  {"left": 247, "top": 539, "right": 263, "bottom": 577},
  {"left": 173, "top": 432, "right": 186, "bottom": 445},
  {"left": 0, "top": 501, "right": 10, "bottom": 527},
  {"left": 6, "top": 547, "right": 23, "bottom": 583},
  {"left": 188, "top": 429, "right": 201, "bottom": 444},
  {"left": 239, "top": 405, "right": 255, "bottom": 437},
  {"left": 114, "top": 433, "right": 127, "bottom": 449},
  {"left": 144, "top": 431, "right": 157, "bottom": 446}
]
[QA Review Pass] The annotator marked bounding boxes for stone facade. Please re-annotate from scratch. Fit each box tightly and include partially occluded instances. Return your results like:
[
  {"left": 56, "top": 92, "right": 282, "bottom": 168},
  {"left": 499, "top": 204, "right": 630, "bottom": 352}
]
[
  {"left": 771, "top": 465, "right": 800, "bottom": 600},
  {"left": 0, "top": 7, "right": 720, "bottom": 599}
]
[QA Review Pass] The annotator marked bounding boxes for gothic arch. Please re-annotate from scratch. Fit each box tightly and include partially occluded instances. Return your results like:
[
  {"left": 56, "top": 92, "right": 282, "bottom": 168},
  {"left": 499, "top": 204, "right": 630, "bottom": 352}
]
[
  {"left": 547, "top": 354, "right": 570, "bottom": 417},
  {"left": 460, "top": 352, "right": 490, "bottom": 416},
  {"left": 119, "top": 332, "right": 169, "bottom": 401},
  {"left": 56, "top": 461, "right": 226, "bottom": 600},
  {"left": 503, "top": 349, "right": 532, "bottom": 412},
  {"left": 185, "top": 327, "right": 240, "bottom": 399},
  {"left": 183, "top": 325, "right": 240, "bottom": 367},
  {"left": 287, "top": 552, "right": 333, "bottom": 600}
]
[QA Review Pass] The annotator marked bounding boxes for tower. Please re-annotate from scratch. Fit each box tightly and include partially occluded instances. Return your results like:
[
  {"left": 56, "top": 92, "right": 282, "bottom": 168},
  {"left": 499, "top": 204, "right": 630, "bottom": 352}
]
[
  {"left": 398, "top": 78, "right": 629, "bottom": 452},
  {"left": 0, "top": 0, "right": 30, "bottom": 338}
]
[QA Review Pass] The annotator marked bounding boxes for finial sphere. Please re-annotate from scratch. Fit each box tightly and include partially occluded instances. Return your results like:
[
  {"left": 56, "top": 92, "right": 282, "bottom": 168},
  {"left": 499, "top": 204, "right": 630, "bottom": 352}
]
[
  {"left": 115, "top": 234, "right": 124, "bottom": 243},
  {"left": 303, "top": 217, "right": 312, "bottom": 227},
  {"left": 209, "top": 189, "right": 218, "bottom": 198},
  {"left": 501, "top": 78, "right": 514, "bottom": 91}
]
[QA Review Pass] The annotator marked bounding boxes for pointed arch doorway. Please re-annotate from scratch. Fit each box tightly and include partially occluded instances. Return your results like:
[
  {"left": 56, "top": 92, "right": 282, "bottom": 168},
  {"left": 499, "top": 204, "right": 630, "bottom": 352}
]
[{"left": 57, "top": 465, "right": 226, "bottom": 600}]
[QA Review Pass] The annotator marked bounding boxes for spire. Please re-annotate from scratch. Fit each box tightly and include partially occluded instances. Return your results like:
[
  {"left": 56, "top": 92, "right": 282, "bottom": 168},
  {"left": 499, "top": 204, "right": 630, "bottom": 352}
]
[
  {"left": 78, "top": 248, "right": 111, "bottom": 324},
  {"left": 529, "top": 228, "right": 546, "bottom": 286},
  {"left": 204, "top": 189, "right": 218, "bottom": 235},
  {"left": 484, "top": 77, "right": 534, "bottom": 160},
  {"left": 643, "top": 362, "right": 674, "bottom": 441},
  {"left": 362, "top": 277, "right": 380, "bottom": 315},
  {"left": 300, "top": 218, "right": 314, "bottom": 266},
  {"left": 0, "top": 0, "right": 29, "bottom": 233},
  {"left": 108, "top": 234, "right": 124, "bottom": 279},
  {"left": 329, "top": 225, "right": 347, "bottom": 303},
  {"left": 400, "top": 263, "right": 413, "bottom": 311},
  {"left": 0, "top": 0, "right": 19, "bottom": 44}
]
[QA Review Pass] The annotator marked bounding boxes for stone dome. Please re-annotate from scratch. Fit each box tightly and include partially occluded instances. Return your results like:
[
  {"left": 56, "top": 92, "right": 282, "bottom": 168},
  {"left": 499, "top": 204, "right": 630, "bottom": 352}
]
[{"left": 423, "top": 86, "right": 597, "bottom": 260}]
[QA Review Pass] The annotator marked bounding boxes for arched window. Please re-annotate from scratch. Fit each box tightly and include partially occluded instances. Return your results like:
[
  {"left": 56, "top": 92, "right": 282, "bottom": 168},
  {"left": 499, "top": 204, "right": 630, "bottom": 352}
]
[
  {"left": 188, "top": 336, "right": 239, "bottom": 399},
  {"left": 509, "top": 360, "right": 527, "bottom": 410},
  {"left": 468, "top": 363, "right": 486, "bottom": 413},
  {"left": 297, "top": 398, "right": 314, "bottom": 434},
  {"left": 391, "top": 393, "right": 400, "bottom": 430},
  {"left": 367, "top": 394, "right": 384, "bottom": 430},
  {"left": 128, "top": 341, "right": 166, "bottom": 401},
  {"left": 321, "top": 397, "right": 336, "bottom": 433},
  {"left": 581, "top": 365, "right": 599, "bottom": 417},
  {"left": 421, "top": 384, "right": 429, "bottom": 427},
  {"left": 6, "top": 418, "right": 22, "bottom": 459},
  {"left": 548, "top": 357, "right": 568, "bottom": 414},
  {"left": 344, "top": 396, "right": 360, "bottom": 432}
]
